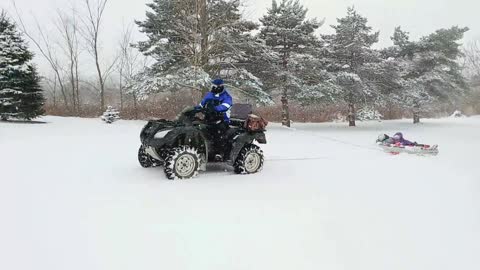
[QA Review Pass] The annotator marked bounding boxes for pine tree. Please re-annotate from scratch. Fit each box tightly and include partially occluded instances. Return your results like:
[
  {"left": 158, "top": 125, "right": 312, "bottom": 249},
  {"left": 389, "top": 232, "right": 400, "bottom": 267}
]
[
  {"left": 134, "top": 0, "right": 273, "bottom": 104},
  {"left": 322, "top": 7, "right": 379, "bottom": 126},
  {"left": 259, "top": 0, "right": 321, "bottom": 127},
  {"left": 358, "top": 56, "right": 403, "bottom": 108},
  {"left": 386, "top": 26, "right": 469, "bottom": 123},
  {"left": 0, "top": 11, "right": 44, "bottom": 121},
  {"left": 294, "top": 52, "right": 342, "bottom": 107},
  {"left": 326, "top": 7, "right": 379, "bottom": 72}
]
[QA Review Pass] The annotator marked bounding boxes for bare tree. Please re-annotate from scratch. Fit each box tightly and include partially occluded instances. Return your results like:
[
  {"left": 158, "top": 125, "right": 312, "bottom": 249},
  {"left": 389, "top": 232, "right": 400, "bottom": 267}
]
[
  {"left": 43, "top": 76, "right": 58, "bottom": 107},
  {"left": 55, "top": 8, "right": 82, "bottom": 113},
  {"left": 464, "top": 40, "right": 480, "bottom": 80},
  {"left": 13, "top": 3, "right": 70, "bottom": 111},
  {"left": 198, "top": 0, "right": 208, "bottom": 67},
  {"left": 118, "top": 23, "right": 150, "bottom": 118},
  {"left": 80, "top": 0, "right": 116, "bottom": 111},
  {"left": 463, "top": 40, "right": 480, "bottom": 113},
  {"left": 117, "top": 23, "right": 134, "bottom": 111}
]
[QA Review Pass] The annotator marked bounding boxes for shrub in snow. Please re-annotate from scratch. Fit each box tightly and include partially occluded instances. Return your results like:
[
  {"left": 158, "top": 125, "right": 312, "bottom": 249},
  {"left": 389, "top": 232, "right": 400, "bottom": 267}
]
[
  {"left": 101, "top": 106, "right": 120, "bottom": 124},
  {"left": 356, "top": 106, "right": 383, "bottom": 121},
  {"left": 333, "top": 112, "right": 346, "bottom": 123},
  {"left": 451, "top": 110, "right": 465, "bottom": 118}
]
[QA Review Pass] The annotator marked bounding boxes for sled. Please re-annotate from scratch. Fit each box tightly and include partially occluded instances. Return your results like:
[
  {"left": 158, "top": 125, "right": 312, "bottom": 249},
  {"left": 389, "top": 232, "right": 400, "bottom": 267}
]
[{"left": 377, "top": 142, "right": 439, "bottom": 156}]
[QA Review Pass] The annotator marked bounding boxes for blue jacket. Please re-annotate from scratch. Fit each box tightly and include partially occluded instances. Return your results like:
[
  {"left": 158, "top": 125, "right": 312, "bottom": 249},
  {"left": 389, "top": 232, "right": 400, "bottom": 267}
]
[{"left": 198, "top": 90, "right": 233, "bottom": 123}]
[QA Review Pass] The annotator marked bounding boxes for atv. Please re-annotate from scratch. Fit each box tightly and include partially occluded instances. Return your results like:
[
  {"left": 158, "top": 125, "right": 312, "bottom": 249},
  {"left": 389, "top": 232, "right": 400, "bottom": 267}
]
[{"left": 137, "top": 103, "right": 267, "bottom": 180}]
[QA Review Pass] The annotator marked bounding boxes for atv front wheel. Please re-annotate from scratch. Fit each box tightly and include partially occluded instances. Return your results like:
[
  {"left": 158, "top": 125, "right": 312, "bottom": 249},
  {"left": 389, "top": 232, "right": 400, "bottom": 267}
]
[
  {"left": 138, "top": 146, "right": 153, "bottom": 168},
  {"left": 164, "top": 146, "right": 201, "bottom": 180},
  {"left": 233, "top": 144, "right": 264, "bottom": 174}
]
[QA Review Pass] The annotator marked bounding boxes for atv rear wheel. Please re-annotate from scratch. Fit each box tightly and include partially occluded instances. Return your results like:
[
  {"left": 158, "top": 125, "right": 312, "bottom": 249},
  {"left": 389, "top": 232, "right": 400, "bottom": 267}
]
[
  {"left": 164, "top": 146, "right": 201, "bottom": 180},
  {"left": 234, "top": 144, "right": 264, "bottom": 174},
  {"left": 138, "top": 146, "right": 153, "bottom": 168}
]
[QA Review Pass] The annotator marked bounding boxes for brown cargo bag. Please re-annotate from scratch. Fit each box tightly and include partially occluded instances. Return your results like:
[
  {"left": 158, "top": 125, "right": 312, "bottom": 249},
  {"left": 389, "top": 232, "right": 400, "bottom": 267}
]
[{"left": 245, "top": 114, "right": 268, "bottom": 132}]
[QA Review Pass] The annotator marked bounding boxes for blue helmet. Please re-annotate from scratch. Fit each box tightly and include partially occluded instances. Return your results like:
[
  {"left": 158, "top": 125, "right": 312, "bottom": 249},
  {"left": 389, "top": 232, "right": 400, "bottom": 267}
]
[{"left": 212, "top": 78, "right": 224, "bottom": 86}]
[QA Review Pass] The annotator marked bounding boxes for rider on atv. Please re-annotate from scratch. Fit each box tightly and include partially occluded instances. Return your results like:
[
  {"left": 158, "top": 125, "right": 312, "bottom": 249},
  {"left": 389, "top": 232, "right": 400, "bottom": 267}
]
[
  {"left": 194, "top": 78, "right": 233, "bottom": 158},
  {"left": 138, "top": 78, "right": 267, "bottom": 179},
  {"left": 195, "top": 78, "right": 233, "bottom": 123}
]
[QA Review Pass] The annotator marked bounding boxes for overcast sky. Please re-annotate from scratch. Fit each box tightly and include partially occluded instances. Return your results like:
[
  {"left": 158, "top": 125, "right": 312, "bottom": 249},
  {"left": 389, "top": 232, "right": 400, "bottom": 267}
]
[{"left": 4, "top": 0, "right": 479, "bottom": 74}]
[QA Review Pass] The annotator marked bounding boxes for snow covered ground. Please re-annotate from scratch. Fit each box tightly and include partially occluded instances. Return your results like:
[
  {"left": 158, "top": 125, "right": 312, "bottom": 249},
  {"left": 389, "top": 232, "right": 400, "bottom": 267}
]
[{"left": 1, "top": 116, "right": 479, "bottom": 270}]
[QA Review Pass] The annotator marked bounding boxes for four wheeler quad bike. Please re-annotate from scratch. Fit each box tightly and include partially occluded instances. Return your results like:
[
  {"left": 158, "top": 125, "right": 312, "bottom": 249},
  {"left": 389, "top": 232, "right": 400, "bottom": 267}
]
[{"left": 138, "top": 103, "right": 268, "bottom": 180}]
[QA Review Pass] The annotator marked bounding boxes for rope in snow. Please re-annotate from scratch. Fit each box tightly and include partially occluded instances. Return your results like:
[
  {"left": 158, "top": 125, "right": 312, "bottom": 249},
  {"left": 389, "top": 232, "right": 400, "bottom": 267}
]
[
  {"left": 281, "top": 126, "right": 382, "bottom": 153},
  {"left": 313, "top": 134, "right": 381, "bottom": 152},
  {"left": 264, "top": 130, "right": 383, "bottom": 163},
  {"left": 266, "top": 156, "right": 333, "bottom": 162}
]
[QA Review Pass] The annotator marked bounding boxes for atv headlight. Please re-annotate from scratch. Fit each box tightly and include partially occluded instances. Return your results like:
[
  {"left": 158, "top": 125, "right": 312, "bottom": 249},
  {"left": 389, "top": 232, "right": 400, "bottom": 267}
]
[{"left": 154, "top": 129, "right": 171, "bottom": 139}]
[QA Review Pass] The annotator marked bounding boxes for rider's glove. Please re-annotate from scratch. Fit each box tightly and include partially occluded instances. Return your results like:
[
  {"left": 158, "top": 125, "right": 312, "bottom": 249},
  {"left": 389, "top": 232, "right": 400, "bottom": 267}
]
[{"left": 193, "top": 105, "right": 202, "bottom": 112}]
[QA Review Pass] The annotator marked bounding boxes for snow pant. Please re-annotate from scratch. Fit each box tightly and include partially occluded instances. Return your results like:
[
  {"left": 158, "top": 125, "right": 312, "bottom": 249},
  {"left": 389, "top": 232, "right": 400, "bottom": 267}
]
[{"left": 207, "top": 122, "right": 230, "bottom": 155}]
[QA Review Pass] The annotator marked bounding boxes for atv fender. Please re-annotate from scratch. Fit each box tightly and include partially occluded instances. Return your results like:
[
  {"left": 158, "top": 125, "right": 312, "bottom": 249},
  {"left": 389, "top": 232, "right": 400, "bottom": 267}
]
[
  {"left": 228, "top": 132, "right": 266, "bottom": 165},
  {"left": 151, "top": 127, "right": 202, "bottom": 146},
  {"left": 152, "top": 127, "right": 210, "bottom": 163},
  {"left": 254, "top": 132, "right": 267, "bottom": 144}
]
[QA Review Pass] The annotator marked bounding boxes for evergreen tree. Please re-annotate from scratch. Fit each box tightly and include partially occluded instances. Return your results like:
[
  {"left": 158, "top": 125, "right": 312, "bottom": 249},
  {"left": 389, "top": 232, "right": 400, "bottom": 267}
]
[
  {"left": 325, "top": 7, "right": 379, "bottom": 73},
  {"left": 134, "top": 0, "right": 273, "bottom": 104},
  {"left": 387, "top": 26, "right": 469, "bottom": 123},
  {"left": 0, "top": 11, "right": 44, "bottom": 121},
  {"left": 357, "top": 55, "right": 403, "bottom": 109},
  {"left": 321, "top": 7, "right": 379, "bottom": 126},
  {"left": 294, "top": 52, "right": 342, "bottom": 107},
  {"left": 259, "top": 0, "right": 321, "bottom": 127},
  {"left": 386, "top": 27, "right": 416, "bottom": 59}
]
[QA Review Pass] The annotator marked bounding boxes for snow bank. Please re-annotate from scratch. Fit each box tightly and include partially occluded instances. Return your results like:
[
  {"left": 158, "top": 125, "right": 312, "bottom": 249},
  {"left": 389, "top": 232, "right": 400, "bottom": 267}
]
[{"left": 1, "top": 116, "right": 479, "bottom": 270}]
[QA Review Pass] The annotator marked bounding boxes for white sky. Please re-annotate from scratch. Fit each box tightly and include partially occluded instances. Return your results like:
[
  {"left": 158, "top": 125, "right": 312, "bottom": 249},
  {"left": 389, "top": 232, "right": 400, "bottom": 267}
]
[{"left": 4, "top": 0, "right": 480, "bottom": 74}]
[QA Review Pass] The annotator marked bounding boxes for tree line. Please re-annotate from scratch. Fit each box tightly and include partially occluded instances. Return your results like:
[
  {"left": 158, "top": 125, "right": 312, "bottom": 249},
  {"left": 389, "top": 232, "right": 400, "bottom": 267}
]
[
  {"left": 1, "top": 0, "right": 479, "bottom": 125},
  {"left": 132, "top": 0, "right": 472, "bottom": 126}
]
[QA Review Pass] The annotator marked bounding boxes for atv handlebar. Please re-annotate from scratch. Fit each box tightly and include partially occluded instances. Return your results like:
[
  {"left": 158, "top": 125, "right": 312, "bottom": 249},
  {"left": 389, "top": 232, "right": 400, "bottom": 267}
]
[{"left": 179, "top": 104, "right": 223, "bottom": 125}]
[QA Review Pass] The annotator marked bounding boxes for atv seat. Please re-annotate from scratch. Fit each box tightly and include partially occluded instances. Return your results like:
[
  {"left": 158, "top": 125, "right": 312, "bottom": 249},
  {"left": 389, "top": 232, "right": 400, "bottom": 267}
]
[
  {"left": 231, "top": 103, "right": 252, "bottom": 120},
  {"left": 230, "top": 103, "right": 252, "bottom": 127}
]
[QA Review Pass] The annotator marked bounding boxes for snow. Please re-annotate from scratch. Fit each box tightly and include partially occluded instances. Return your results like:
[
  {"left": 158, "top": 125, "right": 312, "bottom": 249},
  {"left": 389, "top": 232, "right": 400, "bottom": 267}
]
[{"left": 1, "top": 116, "right": 480, "bottom": 270}]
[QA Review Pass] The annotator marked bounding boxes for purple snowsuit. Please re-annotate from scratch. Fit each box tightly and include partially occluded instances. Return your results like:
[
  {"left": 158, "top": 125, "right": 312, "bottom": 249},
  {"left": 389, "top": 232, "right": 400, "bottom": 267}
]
[{"left": 392, "top": 132, "right": 415, "bottom": 146}]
